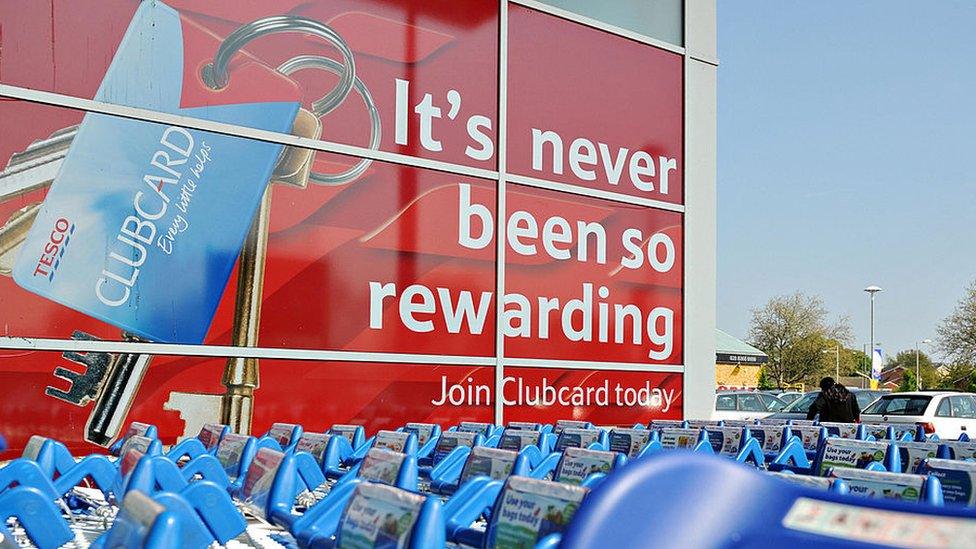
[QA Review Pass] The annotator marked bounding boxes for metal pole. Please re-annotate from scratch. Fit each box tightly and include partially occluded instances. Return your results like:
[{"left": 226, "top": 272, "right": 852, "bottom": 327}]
[
  {"left": 915, "top": 341, "right": 920, "bottom": 391},
  {"left": 870, "top": 293, "right": 875, "bottom": 388}
]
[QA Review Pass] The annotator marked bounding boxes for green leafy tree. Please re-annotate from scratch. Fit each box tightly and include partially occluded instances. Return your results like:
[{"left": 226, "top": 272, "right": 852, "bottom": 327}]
[
  {"left": 840, "top": 347, "right": 868, "bottom": 377},
  {"left": 937, "top": 280, "right": 976, "bottom": 365},
  {"left": 938, "top": 363, "right": 976, "bottom": 391},
  {"left": 749, "top": 293, "right": 853, "bottom": 387},
  {"left": 885, "top": 350, "right": 939, "bottom": 389},
  {"left": 897, "top": 369, "right": 917, "bottom": 392},
  {"left": 757, "top": 366, "right": 776, "bottom": 390}
]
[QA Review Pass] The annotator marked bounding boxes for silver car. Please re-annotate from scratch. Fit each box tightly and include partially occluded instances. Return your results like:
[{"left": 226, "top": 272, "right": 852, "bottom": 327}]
[
  {"left": 712, "top": 391, "right": 787, "bottom": 421},
  {"left": 765, "top": 389, "right": 888, "bottom": 421}
]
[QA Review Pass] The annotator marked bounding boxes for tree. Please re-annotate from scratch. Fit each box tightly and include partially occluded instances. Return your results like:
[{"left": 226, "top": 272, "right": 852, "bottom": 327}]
[
  {"left": 897, "top": 369, "right": 917, "bottom": 392},
  {"left": 939, "top": 363, "right": 976, "bottom": 391},
  {"left": 757, "top": 366, "right": 776, "bottom": 390},
  {"left": 885, "top": 350, "right": 939, "bottom": 390},
  {"left": 848, "top": 348, "right": 872, "bottom": 378},
  {"left": 937, "top": 280, "right": 976, "bottom": 365},
  {"left": 749, "top": 293, "right": 853, "bottom": 387}
]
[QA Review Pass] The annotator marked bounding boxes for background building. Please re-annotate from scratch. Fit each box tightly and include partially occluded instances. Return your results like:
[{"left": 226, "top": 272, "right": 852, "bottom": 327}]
[{"left": 715, "top": 329, "right": 768, "bottom": 390}]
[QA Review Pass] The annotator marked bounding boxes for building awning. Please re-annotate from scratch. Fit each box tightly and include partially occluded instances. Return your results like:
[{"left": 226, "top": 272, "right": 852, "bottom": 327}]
[{"left": 716, "top": 329, "right": 768, "bottom": 365}]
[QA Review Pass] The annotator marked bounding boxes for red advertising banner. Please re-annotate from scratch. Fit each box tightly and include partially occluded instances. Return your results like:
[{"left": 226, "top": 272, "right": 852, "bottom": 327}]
[
  {"left": 503, "top": 367, "right": 683, "bottom": 425},
  {"left": 0, "top": 350, "right": 494, "bottom": 454},
  {"left": 0, "top": 1, "right": 687, "bottom": 453},
  {"left": 503, "top": 186, "right": 683, "bottom": 364},
  {"left": 0, "top": 100, "right": 498, "bottom": 355},
  {"left": 0, "top": 0, "right": 499, "bottom": 169},
  {"left": 507, "top": 4, "right": 684, "bottom": 204}
]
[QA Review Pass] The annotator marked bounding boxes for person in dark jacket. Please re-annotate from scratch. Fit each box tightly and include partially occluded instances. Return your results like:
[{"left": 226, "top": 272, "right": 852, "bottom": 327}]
[{"left": 806, "top": 377, "right": 861, "bottom": 422}]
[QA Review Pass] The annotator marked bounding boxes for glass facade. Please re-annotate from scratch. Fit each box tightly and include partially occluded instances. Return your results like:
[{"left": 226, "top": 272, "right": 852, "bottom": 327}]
[{"left": 0, "top": 0, "right": 700, "bottom": 450}]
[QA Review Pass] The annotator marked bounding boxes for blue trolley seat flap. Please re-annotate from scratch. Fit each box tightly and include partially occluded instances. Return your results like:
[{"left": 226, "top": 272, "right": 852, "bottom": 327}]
[
  {"left": 330, "top": 425, "right": 365, "bottom": 449},
  {"left": 554, "top": 448, "right": 616, "bottom": 485},
  {"left": 404, "top": 423, "right": 438, "bottom": 447},
  {"left": 216, "top": 433, "right": 255, "bottom": 483},
  {"left": 335, "top": 483, "right": 429, "bottom": 548},
  {"left": 827, "top": 468, "right": 935, "bottom": 503},
  {"left": 941, "top": 441, "right": 976, "bottom": 460},
  {"left": 375, "top": 430, "right": 413, "bottom": 453},
  {"left": 658, "top": 428, "right": 703, "bottom": 450},
  {"left": 101, "top": 491, "right": 167, "bottom": 546},
  {"left": 198, "top": 424, "right": 229, "bottom": 450},
  {"left": 686, "top": 420, "right": 722, "bottom": 429},
  {"left": 458, "top": 422, "right": 494, "bottom": 437},
  {"left": 819, "top": 422, "right": 859, "bottom": 439},
  {"left": 789, "top": 425, "right": 825, "bottom": 454},
  {"left": 359, "top": 449, "right": 408, "bottom": 486},
  {"left": 296, "top": 433, "right": 333, "bottom": 467},
  {"left": 499, "top": 430, "right": 543, "bottom": 452},
  {"left": 552, "top": 420, "right": 590, "bottom": 435},
  {"left": 487, "top": 476, "right": 588, "bottom": 548},
  {"left": 460, "top": 447, "right": 517, "bottom": 485},
  {"left": 433, "top": 431, "right": 479, "bottom": 464},
  {"left": 750, "top": 426, "right": 785, "bottom": 455},
  {"left": 608, "top": 428, "right": 650, "bottom": 458},
  {"left": 704, "top": 426, "right": 743, "bottom": 456},
  {"left": 266, "top": 423, "right": 302, "bottom": 450},
  {"left": 816, "top": 438, "right": 890, "bottom": 475},
  {"left": 648, "top": 419, "right": 685, "bottom": 430},
  {"left": 919, "top": 459, "right": 976, "bottom": 506},
  {"left": 770, "top": 472, "right": 842, "bottom": 491},
  {"left": 95, "top": 490, "right": 212, "bottom": 548},
  {"left": 554, "top": 428, "right": 601, "bottom": 452},
  {"left": 239, "top": 448, "right": 286, "bottom": 519},
  {"left": 508, "top": 422, "right": 543, "bottom": 432},
  {"left": 111, "top": 422, "right": 158, "bottom": 455},
  {"left": 896, "top": 441, "right": 940, "bottom": 473}
]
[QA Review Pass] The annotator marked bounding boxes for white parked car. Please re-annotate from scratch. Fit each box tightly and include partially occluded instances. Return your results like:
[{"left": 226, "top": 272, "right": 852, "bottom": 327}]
[
  {"left": 712, "top": 391, "right": 786, "bottom": 421},
  {"left": 772, "top": 391, "right": 803, "bottom": 406},
  {"left": 860, "top": 391, "right": 976, "bottom": 439}
]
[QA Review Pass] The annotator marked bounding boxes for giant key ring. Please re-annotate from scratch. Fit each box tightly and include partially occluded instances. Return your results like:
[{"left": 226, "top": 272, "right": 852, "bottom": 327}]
[
  {"left": 278, "top": 55, "right": 381, "bottom": 186},
  {"left": 202, "top": 15, "right": 381, "bottom": 186}
]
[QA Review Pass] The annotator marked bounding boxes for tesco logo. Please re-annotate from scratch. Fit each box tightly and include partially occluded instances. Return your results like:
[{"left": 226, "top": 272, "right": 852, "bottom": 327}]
[{"left": 32, "top": 217, "right": 75, "bottom": 281}]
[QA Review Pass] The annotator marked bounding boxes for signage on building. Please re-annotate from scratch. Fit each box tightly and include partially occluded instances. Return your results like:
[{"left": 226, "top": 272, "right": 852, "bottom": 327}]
[{"left": 0, "top": 0, "right": 694, "bottom": 449}]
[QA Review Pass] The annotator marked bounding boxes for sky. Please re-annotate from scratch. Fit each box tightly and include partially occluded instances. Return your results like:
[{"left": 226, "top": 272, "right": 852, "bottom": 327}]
[{"left": 717, "top": 1, "right": 976, "bottom": 360}]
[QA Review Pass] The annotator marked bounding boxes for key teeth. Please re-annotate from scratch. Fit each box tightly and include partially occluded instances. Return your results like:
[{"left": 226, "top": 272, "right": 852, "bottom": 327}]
[
  {"left": 49, "top": 331, "right": 112, "bottom": 407},
  {"left": 60, "top": 350, "right": 112, "bottom": 371},
  {"left": 52, "top": 366, "right": 83, "bottom": 382},
  {"left": 61, "top": 351, "right": 88, "bottom": 363},
  {"left": 44, "top": 385, "right": 81, "bottom": 405}
]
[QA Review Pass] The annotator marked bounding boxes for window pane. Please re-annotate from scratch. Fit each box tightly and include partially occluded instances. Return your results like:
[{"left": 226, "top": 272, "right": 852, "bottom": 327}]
[
  {"left": 855, "top": 392, "right": 882, "bottom": 409},
  {"left": 738, "top": 394, "right": 765, "bottom": 412},
  {"left": 716, "top": 394, "right": 736, "bottom": 411},
  {"left": 951, "top": 396, "right": 976, "bottom": 419},
  {"left": 866, "top": 396, "right": 932, "bottom": 416},
  {"left": 534, "top": 0, "right": 684, "bottom": 46},
  {"left": 936, "top": 398, "right": 953, "bottom": 417},
  {"left": 786, "top": 393, "right": 818, "bottom": 413}
]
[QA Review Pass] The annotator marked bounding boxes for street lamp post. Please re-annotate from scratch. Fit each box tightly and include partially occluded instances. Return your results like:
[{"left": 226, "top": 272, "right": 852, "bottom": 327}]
[
  {"left": 916, "top": 338, "right": 932, "bottom": 391},
  {"left": 864, "top": 286, "right": 883, "bottom": 389},
  {"left": 823, "top": 346, "right": 840, "bottom": 380}
]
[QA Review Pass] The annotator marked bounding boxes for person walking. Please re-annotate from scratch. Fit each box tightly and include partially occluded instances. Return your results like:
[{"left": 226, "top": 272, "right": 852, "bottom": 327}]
[{"left": 806, "top": 376, "right": 860, "bottom": 422}]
